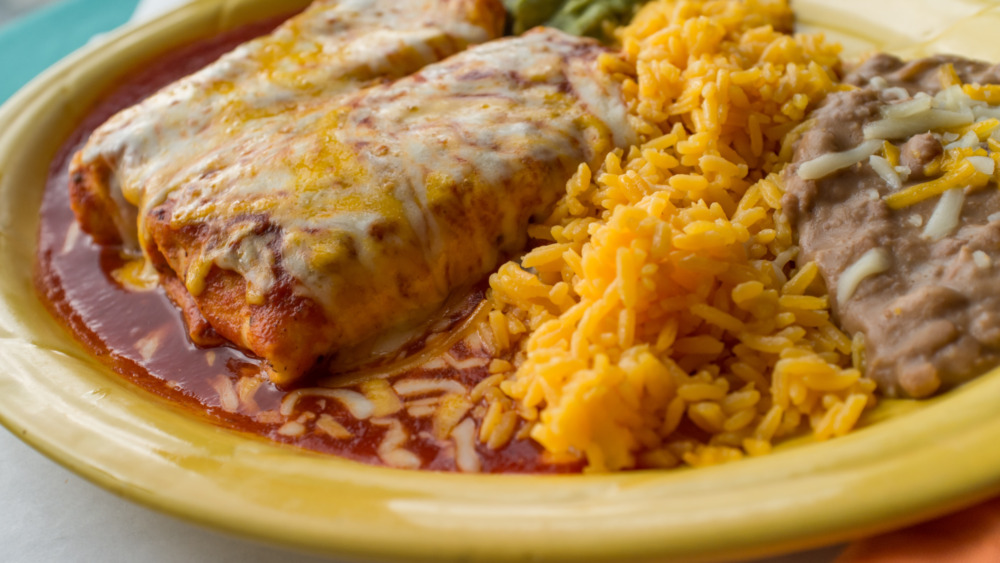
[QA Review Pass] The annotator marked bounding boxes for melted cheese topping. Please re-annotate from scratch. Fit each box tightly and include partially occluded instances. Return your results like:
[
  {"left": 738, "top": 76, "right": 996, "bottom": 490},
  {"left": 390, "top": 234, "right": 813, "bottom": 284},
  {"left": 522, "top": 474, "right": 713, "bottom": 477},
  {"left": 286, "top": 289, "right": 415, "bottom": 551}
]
[
  {"left": 76, "top": 14, "right": 635, "bottom": 368},
  {"left": 80, "top": 0, "right": 502, "bottom": 249}
]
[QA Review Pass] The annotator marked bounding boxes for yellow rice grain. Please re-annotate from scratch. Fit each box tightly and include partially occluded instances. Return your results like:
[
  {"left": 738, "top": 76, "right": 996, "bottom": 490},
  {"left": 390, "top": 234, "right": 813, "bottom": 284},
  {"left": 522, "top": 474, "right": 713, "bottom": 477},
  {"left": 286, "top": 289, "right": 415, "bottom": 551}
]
[
  {"left": 639, "top": 448, "right": 681, "bottom": 468},
  {"left": 778, "top": 294, "right": 827, "bottom": 310},
  {"left": 684, "top": 445, "right": 743, "bottom": 467},
  {"left": 487, "top": 411, "right": 519, "bottom": 450},
  {"left": 742, "top": 438, "right": 772, "bottom": 456},
  {"left": 677, "top": 382, "right": 728, "bottom": 402},
  {"left": 483, "top": 0, "right": 874, "bottom": 472},
  {"left": 479, "top": 399, "right": 506, "bottom": 443},
  {"left": 688, "top": 402, "right": 726, "bottom": 433},
  {"left": 471, "top": 373, "right": 506, "bottom": 401},
  {"left": 433, "top": 394, "right": 473, "bottom": 440},
  {"left": 723, "top": 408, "right": 757, "bottom": 432},
  {"left": 722, "top": 387, "right": 760, "bottom": 413},
  {"left": 360, "top": 379, "right": 403, "bottom": 418},
  {"left": 315, "top": 414, "right": 352, "bottom": 440},
  {"left": 488, "top": 359, "right": 513, "bottom": 374}
]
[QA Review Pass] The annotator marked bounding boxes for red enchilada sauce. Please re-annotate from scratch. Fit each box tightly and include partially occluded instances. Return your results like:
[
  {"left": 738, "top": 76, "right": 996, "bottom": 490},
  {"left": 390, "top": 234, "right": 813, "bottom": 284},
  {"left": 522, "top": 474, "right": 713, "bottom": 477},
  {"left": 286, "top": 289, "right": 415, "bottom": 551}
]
[{"left": 35, "top": 18, "right": 574, "bottom": 474}]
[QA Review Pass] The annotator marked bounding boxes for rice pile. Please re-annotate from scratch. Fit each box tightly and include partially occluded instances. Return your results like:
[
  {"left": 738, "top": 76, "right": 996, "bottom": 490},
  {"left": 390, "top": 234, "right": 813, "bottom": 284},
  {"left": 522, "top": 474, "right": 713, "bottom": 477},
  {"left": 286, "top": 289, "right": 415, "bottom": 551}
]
[{"left": 484, "top": 0, "right": 877, "bottom": 472}]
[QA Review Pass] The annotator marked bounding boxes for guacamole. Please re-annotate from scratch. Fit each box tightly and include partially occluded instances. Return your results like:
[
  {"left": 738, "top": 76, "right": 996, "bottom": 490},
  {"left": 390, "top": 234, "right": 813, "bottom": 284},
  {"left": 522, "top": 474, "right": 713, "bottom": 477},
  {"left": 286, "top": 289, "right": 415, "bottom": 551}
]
[{"left": 503, "top": 0, "right": 648, "bottom": 40}]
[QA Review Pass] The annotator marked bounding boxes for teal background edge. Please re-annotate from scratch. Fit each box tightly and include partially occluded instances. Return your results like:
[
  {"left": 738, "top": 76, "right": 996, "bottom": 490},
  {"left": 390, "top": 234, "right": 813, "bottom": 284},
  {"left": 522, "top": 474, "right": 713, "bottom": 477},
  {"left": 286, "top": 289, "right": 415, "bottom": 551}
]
[{"left": 0, "top": 0, "right": 136, "bottom": 104}]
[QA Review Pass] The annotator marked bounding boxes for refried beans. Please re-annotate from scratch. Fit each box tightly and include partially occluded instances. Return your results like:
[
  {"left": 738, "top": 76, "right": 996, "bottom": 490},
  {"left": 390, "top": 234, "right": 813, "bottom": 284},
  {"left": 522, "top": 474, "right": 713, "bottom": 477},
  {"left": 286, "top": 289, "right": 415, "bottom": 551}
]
[{"left": 784, "top": 54, "right": 1000, "bottom": 398}]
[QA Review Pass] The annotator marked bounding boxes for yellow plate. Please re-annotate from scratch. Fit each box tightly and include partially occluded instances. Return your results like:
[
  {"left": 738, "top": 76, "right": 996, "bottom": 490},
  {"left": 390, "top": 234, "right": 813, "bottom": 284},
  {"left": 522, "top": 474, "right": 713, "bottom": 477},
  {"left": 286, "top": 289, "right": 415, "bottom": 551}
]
[{"left": 3, "top": 0, "right": 1000, "bottom": 561}]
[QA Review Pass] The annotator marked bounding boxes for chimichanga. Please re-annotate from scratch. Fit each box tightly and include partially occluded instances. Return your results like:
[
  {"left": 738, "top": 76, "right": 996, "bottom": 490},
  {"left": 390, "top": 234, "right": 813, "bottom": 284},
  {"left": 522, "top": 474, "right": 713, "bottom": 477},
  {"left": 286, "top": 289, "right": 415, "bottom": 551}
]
[{"left": 70, "top": 2, "right": 634, "bottom": 386}]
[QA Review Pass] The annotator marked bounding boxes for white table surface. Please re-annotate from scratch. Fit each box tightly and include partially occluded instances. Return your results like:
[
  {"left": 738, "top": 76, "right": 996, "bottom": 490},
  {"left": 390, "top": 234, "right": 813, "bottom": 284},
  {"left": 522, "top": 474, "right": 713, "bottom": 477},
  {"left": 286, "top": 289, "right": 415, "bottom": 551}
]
[
  {"left": 0, "top": 427, "right": 342, "bottom": 562},
  {"left": 0, "top": 1, "right": 845, "bottom": 561}
]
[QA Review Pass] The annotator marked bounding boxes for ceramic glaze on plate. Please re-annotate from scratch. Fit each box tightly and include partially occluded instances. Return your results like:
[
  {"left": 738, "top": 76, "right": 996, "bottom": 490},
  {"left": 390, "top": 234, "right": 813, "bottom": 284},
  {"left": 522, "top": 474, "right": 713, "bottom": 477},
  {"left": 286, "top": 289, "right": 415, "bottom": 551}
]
[{"left": 2, "top": 0, "right": 1000, "bottom": 561}]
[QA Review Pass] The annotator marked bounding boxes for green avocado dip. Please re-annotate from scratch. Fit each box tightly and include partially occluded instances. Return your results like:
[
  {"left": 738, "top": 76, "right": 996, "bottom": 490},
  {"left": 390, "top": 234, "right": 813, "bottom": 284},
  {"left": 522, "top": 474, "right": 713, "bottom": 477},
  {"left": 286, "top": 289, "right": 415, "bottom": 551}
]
[{"left": 503, "top": 0, "right": 649, "bottom": 40}]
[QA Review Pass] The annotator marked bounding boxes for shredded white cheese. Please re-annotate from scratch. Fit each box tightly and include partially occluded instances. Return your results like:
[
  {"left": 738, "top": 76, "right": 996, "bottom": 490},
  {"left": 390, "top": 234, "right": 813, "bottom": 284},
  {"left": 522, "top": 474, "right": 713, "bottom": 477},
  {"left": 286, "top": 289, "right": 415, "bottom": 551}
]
[
  {"left": 771, "top": 247, "right": 799, "bottom": 286},
  {"left": 869, "top": 155, "right": 902, "bottom": 189},
  {"left": 866, "top": 85, "right": 1000, "bottom": 143},
  {"left": 937, "top": 85, "right": 969, "bottom": 111},
  {"left": 463, "top": 331, "right": 485, "bottom": 352},
  {"left": 882, "top": 93, "right": 932, "bottom": 119},
  {"left": 967, "top": 155, "right": 995, "bottom": 175},
  {"left": 882, "top": 86, "right": 910, "bottom": 101},
  {"left": 406, "top": 405, "right": 438, "bottom": 418},
  {"left": 373, "top": 418, "right": 421, "bottom": 469},
  {"left": 837, "top": 247, "right": 891, "bottom": 304},
  {"left": 869, "top": 76, "right": 889, "bottom": 90},
  {"left": 279, "top": 388, "right": 376, "bottom": 419},
  {"left": 894, "top": 165, "right": 912, "bottom": 182},
  {"left": 393, "top": 378, "right": 467, "bottom": 397},
  {"left": 212, "top": 376, "right": 240, "bottom": 413},
  {"left": 797, "top": 139, "right": 883, "bottom": 180},
  {"left": 315, "top": 414, "right": 352, "bottom": 439},
  {"left": 442, "top": 352, "right": 489, "bottom": 370},
  {"left": 922, "top": 188, "right": 965, "bottom": 241},
  {"left": 975, "top": 105, "right": 1000, "bottom": 121},
  {"left": 451, "top": 418, "right": 481, "bottom": 473},
  {"left": 405, "top": 397, "right": 442, "bottom": 408},
  {"left": 62, "top": 222, "right": 81, "bottom": 256},
  {"left": 973, "top": 250, "right": 992, "bottom": 269},
  {"left": 135, "top": 331, "right": 163, "bottom": 362},
  {"left": 907, "top": 213, "right": 924, "bottom": 227},
  {"left": 397, "top": 442, "right": 432, "bottom": 467},
  {"left": 864, "top": 108, "right": 975, "bottom": 140},
  {"left": 277, "top": 421, "right": 306, "bottom": 437},
  {"left": 943, "top": 130, "right": 981, "bottom": 150},
  {"left": 419, "top": 357, "right": 448, "bottom": 370}
]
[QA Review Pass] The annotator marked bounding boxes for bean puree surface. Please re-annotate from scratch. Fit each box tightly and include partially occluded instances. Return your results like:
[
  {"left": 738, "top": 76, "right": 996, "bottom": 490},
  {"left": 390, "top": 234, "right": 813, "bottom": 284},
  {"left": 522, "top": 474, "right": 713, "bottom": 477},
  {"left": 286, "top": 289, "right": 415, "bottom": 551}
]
[{"left": 784, "top": 54, "right": 1000, "bottom": 398}]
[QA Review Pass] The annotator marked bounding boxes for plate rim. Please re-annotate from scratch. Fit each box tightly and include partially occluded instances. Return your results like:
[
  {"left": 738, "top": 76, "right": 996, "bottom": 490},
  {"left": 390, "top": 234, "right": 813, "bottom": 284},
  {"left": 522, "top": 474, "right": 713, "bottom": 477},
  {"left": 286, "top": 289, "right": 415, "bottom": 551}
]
[{"left": 3, "top": 1, "right": 1000, "bottom": 561}]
